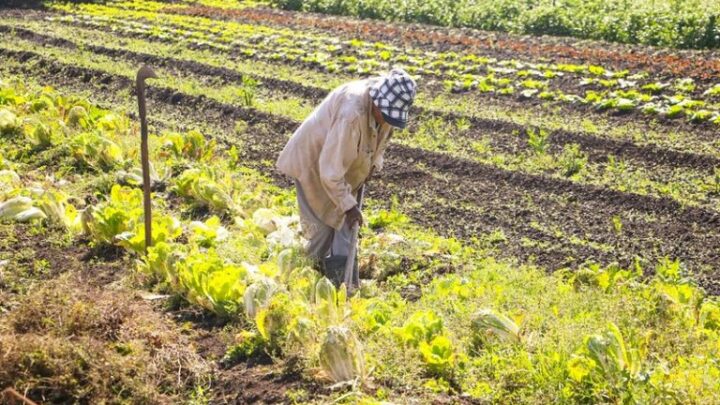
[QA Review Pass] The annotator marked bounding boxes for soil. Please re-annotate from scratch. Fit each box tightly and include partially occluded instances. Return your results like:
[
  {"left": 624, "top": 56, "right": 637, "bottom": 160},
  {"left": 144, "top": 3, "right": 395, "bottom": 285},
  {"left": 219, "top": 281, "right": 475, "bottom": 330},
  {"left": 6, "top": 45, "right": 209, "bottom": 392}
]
[
  {"left": 213, "top": 362, "right": 326, "bottom": 404},
  {"left": 3, "top": 225, "right": 128, "bottom": 288},
  {"left": 3, "top": 47, "right": 719, "bottom": 296}
]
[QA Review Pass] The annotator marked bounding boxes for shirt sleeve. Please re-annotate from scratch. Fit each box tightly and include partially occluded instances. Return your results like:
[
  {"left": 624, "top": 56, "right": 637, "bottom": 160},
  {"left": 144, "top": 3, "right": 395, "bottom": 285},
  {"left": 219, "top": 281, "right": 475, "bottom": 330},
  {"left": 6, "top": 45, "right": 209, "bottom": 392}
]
[{"left": 318, "top": 115, "right": 361, "bottom": 214}]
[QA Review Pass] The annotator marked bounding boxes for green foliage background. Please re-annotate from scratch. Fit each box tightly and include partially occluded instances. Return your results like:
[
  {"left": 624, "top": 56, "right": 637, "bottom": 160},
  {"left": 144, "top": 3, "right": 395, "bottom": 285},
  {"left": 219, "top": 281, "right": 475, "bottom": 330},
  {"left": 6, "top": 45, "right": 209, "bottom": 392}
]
[{"left": 269, "top": 0, "right": 720, "bottom": 49}]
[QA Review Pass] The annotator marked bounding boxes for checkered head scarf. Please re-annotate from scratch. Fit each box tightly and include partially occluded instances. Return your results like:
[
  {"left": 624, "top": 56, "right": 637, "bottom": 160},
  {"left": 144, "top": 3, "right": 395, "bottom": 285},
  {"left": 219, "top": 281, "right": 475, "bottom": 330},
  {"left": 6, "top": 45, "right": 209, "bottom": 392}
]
[{"left": 369, "top": 68, "right": 417, "bottom": 129}]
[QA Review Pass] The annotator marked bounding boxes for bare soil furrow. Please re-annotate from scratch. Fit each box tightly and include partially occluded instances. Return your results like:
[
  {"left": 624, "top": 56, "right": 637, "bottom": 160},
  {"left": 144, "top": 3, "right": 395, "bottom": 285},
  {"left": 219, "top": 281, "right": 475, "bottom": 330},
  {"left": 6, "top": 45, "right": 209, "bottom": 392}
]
[{"left": 3, "top": 47, "right": 719, "bottom": 294}]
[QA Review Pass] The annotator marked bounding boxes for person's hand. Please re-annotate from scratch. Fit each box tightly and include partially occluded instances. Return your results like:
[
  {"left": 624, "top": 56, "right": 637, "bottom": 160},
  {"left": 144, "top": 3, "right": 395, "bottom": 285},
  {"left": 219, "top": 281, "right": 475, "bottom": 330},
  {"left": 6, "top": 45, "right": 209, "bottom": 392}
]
[
  {"left": 366, "top": 165, "right": 375, "bottom": 182},
  {"left": 345, "top": 205, "right": 363, "bottom": 228}
]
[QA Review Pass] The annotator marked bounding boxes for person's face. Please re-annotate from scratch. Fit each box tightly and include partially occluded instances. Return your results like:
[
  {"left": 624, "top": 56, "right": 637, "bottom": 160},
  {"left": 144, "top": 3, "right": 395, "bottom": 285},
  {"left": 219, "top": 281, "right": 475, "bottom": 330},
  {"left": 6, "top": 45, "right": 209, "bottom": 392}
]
[{"left": 371, "top": 102, "right": 388, "bottom": 128}]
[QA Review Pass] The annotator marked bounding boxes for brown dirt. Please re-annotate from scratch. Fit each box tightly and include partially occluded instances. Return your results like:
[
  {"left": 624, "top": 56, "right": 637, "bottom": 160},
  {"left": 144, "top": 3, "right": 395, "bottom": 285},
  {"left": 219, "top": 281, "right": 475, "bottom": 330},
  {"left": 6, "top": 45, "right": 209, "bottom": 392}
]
[
  {"left": 0, "top": 225, "right": 127, "bottom": 291},
  {"left": 0, "top": 224, "right": 324, "bottom": 403},
  {"left": 0, "top": 225, "right": 209, "bottom": 403},
  {"left": 212, "top": 361, "right": 326, "bottom": 404}
]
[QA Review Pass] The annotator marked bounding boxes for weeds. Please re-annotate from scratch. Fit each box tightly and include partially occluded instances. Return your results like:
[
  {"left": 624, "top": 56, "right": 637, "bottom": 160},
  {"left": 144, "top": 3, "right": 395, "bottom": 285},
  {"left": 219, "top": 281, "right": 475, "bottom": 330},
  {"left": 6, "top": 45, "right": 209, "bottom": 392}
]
[
  {"left": 527, "top": 128, "right": 550, "bottom": 154},
  {"left": 559, "top": 143, "right": 588, "bottom": 177},
  {"left": 0, "top": 274, "right": 211, "bottom": 403},
  {"left": 238, "top": 76, "right": 258, "bottom": 107}
]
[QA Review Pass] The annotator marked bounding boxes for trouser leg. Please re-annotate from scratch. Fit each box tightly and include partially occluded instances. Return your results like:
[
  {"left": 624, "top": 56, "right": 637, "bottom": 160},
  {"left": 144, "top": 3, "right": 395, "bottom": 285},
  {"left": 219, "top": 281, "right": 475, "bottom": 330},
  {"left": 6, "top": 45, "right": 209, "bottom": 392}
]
[
  {"left": 295, "top": 180, "right": 359, "bottom": 288},
  {"left": 331, "top": 220, "right": 352, "bottom": 256},
  {"left": 331, "top": 202, "right": 359, "bottom": 287},
  {"left": 295, "top": 180, "right": 333, "bottom": 262}
]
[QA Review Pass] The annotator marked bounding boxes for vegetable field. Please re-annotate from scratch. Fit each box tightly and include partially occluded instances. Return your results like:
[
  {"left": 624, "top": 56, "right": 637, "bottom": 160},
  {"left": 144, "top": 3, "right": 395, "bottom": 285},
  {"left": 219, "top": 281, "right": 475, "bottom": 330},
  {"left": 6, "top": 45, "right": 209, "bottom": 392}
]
[{"left": 1, "top": 0, "right": 720, "bottom": 403}]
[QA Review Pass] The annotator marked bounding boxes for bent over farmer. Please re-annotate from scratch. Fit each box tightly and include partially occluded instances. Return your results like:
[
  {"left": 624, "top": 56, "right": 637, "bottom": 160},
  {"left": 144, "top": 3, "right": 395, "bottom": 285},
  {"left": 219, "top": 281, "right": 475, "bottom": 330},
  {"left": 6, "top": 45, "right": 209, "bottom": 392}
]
[{"left": 277, "top": 68, "right": 417, "bottom": 286}]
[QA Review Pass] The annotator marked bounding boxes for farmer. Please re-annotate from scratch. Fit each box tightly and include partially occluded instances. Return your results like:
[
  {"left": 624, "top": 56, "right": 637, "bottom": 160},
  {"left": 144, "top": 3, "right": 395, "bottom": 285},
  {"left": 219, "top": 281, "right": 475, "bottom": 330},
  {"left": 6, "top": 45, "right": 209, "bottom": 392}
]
[{"left": 277, "top": 68, "right": 417, "bottom": 284}]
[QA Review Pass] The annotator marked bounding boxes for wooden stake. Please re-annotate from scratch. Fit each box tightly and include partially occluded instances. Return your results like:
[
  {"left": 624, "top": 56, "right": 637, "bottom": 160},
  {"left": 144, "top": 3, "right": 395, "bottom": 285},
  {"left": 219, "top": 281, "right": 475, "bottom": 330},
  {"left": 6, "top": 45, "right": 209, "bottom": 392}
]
[{"left": 136, "top": 66, "right": 158, "bottom": 255}]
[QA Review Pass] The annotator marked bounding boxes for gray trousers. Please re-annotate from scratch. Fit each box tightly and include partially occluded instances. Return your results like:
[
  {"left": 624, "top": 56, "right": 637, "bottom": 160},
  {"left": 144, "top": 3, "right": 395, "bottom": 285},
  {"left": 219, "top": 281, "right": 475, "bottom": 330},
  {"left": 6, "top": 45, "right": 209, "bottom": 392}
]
[
  {"left": 295, "top": 180, "right": 353, "bottom": 260},
  {"left": 296, "top": 181, "right": 358, "bottom": 286}
]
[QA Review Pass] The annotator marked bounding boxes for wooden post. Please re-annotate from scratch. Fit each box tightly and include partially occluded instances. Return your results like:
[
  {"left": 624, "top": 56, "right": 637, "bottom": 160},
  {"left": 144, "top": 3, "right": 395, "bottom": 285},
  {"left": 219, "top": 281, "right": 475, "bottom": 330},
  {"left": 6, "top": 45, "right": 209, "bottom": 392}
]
[{"left": 136, "top": 66, "right": 158, "bottom": 255}]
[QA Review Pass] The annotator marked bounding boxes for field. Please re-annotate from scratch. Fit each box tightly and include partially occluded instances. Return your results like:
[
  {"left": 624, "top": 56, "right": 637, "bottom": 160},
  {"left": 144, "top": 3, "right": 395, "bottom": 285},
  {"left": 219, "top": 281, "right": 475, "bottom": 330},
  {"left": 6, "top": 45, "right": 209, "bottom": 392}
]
[{"left": 1, "top": 0, "right": 720, "bottom": 403}]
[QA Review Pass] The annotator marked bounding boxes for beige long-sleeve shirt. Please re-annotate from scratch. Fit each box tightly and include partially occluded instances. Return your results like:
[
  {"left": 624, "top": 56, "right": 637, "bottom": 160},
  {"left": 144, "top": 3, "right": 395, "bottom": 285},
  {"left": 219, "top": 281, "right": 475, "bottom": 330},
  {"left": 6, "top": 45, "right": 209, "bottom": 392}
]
[{"left": 277, "top": 78, "right": 391, "bottom": 230}]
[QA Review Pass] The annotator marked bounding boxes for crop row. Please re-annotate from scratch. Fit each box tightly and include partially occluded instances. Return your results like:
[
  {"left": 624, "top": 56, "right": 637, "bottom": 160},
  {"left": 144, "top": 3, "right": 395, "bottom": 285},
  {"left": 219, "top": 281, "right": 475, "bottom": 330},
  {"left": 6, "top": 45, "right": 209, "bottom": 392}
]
[
  {"left": 3, "top": 72, "right": 720, "bottom": 404},
  {"left": 0, "top": 50, "right": 663, "bottom": 276},
  {"left": 58, "top": 0, "right": 715, "bottom": 97},
  {"left": 11, "top": 13, "right": 719, "bottom": 161},
  {"left": 45, "top": 1, "right": 720, "bottom": 125},
  {"left": 268, "top": 0, "right": 720, "bottom": 50},
  {"left": 2, "top": 34, "right": 716, "bottom": 227}
]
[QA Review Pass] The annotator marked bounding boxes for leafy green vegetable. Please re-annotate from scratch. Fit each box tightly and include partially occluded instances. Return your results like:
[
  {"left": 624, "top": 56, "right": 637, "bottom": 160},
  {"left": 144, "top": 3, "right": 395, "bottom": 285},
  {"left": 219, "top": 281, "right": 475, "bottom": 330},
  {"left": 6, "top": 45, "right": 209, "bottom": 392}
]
[
  {"left": 37, "top": 190, "right": 81, "bottom": 232},
  {"left": 0, "top": 108, "right": 20, "bottom": 137},
  {"left": 189, "top": 215, "right": 228, "bottom": 248},
  {"left": 419, "top": 335, "right": 455, "bottom": 375},
  {"left": 0, "top": 196, "right": 35, "bottom": 220},
  {"left": 244, "top": 277, "right": 280, "bottom": 319},
  {"left": 173, "top": 167, "right": 236, "bottom": 213},
  {"left": 319, "top": 326, "right": 365, "bottom": 383},
  {"left": 471, "top": 309, "right": 521, "bottom": 344},
  {"left": 394, "top": 310, "right": 444, "bottom": 347}
]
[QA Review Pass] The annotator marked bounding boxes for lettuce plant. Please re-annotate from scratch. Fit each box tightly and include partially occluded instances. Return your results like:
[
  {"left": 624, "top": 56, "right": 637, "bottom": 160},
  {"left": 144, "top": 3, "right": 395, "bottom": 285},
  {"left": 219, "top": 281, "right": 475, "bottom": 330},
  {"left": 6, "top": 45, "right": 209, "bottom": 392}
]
[
  {"left": 37, "top": 190, "right": 81, "bottom": 232},
  {"left": 0, "top": 196, "right": 44, "bottom": 222},
  {"left": 0, "top": 169, "right": 20, "bottom": 200},
  {"left": 471, "top": 309, "right": 521, "bottom": 344},
  {"left": 394, "top": 310, "right": 444, "bottom": 348},
  {"left": 160, "top": 130, "right": 215, "bottom": 162},
  {"left": 0, "top": 108, "right": 20, "bottom": 137},
  {"left": 189, "top": 215, "right": 229, "bottom": 248},
  {"left": 319, "top": 326, "right": 365, "bottom": 383},
  {"left": 70, "top": 132, "right": 124, "bottom": 171},
  {"left": 173, "top": 166, "right": 236, "bottom": 214},
  {"left": 244, "top": 277, "right": 280, "bottom": 319},
  {"left": 23, "top": 118, "right": 55, "bottom": 149},
  {"left": 82, "top": 185, "right": 143, "bottom": 245},
  {"left": 419, "top": 335, "right": 455, "bottom": 376},
  {"left": 176, "top": 248, "right": 249, "bottom": 316}
]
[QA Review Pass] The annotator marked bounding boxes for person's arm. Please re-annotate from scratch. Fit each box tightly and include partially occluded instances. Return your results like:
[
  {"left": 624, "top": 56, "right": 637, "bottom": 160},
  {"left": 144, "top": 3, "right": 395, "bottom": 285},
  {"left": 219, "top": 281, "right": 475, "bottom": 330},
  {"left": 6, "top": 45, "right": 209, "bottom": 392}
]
[{"left": 318, "top": 116, "right": 361, "bottom": 216}]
